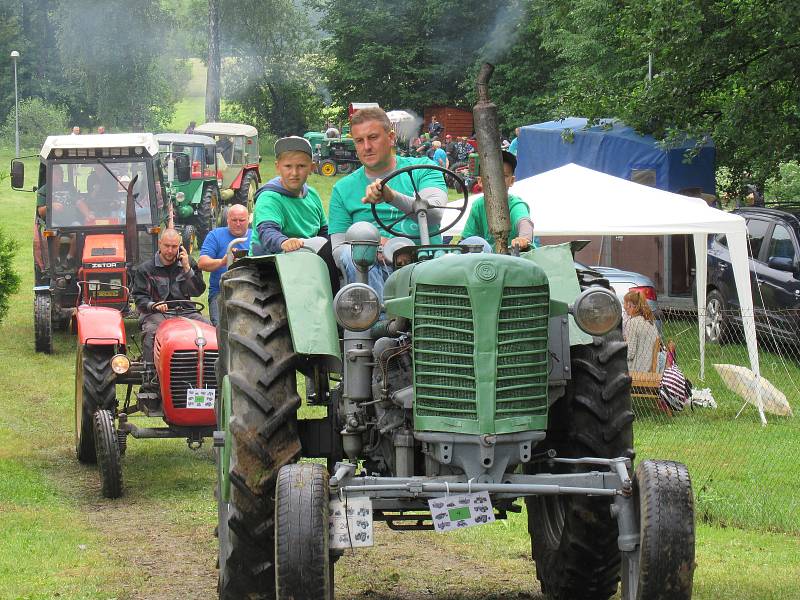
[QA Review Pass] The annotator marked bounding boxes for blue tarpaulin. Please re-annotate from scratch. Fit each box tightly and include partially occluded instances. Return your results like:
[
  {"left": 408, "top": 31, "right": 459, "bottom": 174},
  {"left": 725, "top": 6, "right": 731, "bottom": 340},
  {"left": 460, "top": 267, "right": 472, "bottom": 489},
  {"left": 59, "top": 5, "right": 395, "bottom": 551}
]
[{"left": 515, "top": 117, "right": 715, "bottom": 193}]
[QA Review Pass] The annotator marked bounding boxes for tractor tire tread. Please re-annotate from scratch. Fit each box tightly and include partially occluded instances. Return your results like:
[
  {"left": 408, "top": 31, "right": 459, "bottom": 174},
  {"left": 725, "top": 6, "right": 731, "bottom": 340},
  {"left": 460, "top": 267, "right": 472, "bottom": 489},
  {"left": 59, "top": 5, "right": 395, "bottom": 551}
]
[
  {"left": 93, "top": 409, "right": 123, "bottom": 498},
  {"left": 76, "top": 346, "right": 117, "bottom": 463}
]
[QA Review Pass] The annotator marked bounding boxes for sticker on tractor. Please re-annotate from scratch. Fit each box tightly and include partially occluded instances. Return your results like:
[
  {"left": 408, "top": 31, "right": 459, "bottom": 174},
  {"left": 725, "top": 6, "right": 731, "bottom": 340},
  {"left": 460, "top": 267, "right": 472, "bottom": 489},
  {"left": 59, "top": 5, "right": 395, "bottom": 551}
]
[
  {"left": 428, "top": 491, "right": 495, "bottom": 533},
  {"left": 329, "top": 497, "right": 373, "bottom": 549},
  {"left": 186, "top": 388, "right": 215, "bottom": 409}
]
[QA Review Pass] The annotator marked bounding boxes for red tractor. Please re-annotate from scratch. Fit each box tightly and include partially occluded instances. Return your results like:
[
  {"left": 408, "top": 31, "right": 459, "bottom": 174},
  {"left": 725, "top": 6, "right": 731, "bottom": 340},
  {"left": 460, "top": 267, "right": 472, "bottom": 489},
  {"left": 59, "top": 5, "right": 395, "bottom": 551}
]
[{"left": 74, "top": 297, "right": 218, "bottom": 498}]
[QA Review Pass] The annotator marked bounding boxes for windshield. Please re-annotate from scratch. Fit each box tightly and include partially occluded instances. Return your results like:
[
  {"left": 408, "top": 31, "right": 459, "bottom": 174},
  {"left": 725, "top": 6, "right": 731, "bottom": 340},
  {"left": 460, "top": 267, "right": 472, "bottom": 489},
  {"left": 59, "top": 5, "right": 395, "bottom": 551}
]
[{"left": 47, "top": 160, "right": 153, "bottom": 228}]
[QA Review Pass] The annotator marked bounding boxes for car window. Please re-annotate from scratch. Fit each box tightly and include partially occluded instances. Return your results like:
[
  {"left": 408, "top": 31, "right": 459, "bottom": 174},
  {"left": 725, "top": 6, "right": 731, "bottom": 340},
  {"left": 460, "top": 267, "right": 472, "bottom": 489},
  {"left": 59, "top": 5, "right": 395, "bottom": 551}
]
[
  {"left": 745, "top": 218, "right": 769, "bottom": 260},
  {"left": 713, "top": 233, "right": 727, "bottom": 247},
  {"left": 767, "top": 224, "right": 796, "bottom": 261}
]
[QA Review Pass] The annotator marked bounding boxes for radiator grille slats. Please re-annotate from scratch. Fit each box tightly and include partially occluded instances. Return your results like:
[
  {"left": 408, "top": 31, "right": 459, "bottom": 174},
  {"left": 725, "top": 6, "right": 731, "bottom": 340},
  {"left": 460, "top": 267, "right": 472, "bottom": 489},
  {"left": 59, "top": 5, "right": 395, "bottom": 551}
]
[{"left": 169, "top": 349, "right": 218, "bottom": 408}]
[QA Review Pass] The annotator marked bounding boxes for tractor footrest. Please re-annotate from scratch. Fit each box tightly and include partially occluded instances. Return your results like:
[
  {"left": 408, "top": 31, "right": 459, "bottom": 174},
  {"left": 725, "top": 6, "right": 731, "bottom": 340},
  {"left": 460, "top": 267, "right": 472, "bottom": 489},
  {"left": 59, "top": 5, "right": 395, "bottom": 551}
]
[{"left": 136, "top": 392, "right": 163, "bottom": 417}]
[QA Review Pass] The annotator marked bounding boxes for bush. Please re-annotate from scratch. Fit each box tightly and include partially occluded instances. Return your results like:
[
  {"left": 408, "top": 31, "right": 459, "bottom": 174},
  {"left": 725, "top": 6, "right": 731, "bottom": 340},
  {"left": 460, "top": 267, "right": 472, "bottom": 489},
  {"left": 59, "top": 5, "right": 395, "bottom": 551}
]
[
  {"left": 0, "top": 229, "right": 20, "bottom": 325},
  {"left": 2, "top": 97, "right": 69, "bottom": 151},
  {"left": 765, "top": 161, "right": 800, "bottom": 203}
]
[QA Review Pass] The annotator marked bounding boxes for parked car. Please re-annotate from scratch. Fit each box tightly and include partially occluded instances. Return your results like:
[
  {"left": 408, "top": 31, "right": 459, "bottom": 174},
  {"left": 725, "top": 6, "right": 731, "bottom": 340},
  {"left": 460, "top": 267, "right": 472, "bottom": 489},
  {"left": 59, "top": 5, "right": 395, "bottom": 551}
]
[
  {"left": 706, "top": 206, "right": 800, "bottom": 343},
  {"left": 576, "top": 261, "right": 663, "bottom": 333}
]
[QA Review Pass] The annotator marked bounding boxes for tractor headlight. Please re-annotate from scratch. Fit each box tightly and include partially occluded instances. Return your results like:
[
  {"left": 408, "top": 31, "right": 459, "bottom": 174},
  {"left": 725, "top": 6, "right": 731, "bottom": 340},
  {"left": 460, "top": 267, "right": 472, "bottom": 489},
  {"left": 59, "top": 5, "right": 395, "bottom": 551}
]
[
  {"left": 110, "top": 353, "right": 131, "bottom": 375},
  {"left": 334, "top": 283, "right": 380, "bottom": 331},
  {"left": 571, "top": 287, "right": 621, "bottom": 336}
]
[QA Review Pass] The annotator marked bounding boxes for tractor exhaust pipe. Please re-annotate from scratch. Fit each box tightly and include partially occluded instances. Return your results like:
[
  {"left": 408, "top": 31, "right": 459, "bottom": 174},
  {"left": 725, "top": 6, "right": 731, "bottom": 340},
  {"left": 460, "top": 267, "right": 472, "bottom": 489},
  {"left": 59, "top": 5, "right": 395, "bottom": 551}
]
[
  {"left": 125, "top": 174, "right": 140, "bottom": 263},
  {"left": 473, "top": 63, "right": 511, "bottom": 254}
]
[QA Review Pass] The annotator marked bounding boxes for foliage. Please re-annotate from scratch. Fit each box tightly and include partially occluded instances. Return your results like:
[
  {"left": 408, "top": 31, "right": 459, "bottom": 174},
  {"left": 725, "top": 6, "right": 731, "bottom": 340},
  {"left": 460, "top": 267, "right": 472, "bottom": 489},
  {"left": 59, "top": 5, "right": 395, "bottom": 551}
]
[
  {"left": 1, "top": 97, "right": 68, "bottom": 149},
  {"left": 540, "top": 0, "right": 800, "bottom": 195},
  {"left": 765, "top": 162, "right": 800, "bottom": 203},
  {"left": 0, "top": 228, "right": 20, "bottom": 325}
]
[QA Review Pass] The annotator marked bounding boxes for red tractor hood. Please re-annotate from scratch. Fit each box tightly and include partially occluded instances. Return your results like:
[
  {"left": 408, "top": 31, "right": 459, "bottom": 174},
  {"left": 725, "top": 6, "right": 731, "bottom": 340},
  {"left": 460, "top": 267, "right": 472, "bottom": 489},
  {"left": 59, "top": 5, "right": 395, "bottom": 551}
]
[{"left": 154, "top": 317, "right": 217, "bottom": 355}]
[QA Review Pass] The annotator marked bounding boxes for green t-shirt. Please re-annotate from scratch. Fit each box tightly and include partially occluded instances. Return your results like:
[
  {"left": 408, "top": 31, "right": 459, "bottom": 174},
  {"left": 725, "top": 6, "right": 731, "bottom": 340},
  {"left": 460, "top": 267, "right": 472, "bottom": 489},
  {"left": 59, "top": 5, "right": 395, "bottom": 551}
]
[
  {"left": 461, "top": 194, "right": 530, "bottom": 248},
  {"left": 329, "top": 156, "right": 447, "bottom": 242},
  {"left": 250, "top": 185, "right": 327, "bottom": 250}
]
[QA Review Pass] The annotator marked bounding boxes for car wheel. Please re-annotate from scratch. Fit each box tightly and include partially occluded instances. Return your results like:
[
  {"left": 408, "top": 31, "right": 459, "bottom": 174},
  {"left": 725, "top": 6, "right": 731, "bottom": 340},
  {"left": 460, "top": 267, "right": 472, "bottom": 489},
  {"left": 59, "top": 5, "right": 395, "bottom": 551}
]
[{"left": 705, "top": 289, "right": 730, "bottom": 344}]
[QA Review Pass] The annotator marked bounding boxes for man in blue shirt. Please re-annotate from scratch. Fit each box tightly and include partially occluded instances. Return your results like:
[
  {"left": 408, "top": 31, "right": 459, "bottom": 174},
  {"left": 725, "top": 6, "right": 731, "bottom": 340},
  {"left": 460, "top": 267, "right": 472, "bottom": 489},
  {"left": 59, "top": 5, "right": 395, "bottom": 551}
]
[
  {"left": 431, "top": 140, "right": 448, "bottom": 169},
  {"left": 198, "top": 203, "right": 251, "bottom": 325},
  {"left": 508, "top": 127, "right": 520, "bottom": 156}
]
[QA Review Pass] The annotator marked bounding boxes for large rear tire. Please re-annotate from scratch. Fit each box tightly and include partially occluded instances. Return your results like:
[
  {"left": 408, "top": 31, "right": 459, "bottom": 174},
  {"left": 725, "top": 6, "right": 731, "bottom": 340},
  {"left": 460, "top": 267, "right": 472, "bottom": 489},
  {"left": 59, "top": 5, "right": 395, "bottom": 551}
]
[
  {"left": 75, "top": 345, "right": 117, "bottom": 463},
  {"left": 94, "top": 408, "right": 123, "bottom": 498},
  {"left": 195, "top": 185, "right": 217, "bottom": 245},
  {"left": 527, "top": 330, "right": 635, "bottom": 600},
  {"left": 621, "top": 460, "right": 695, "bottom": 600},
  {"left": 216, "top": 262, "right": 302, "bottom": 600},
  {"left": 275, "top": 463, "right": 333, "bottom": 600},
  {"left": 34, "top": 292, "right": 53, "bottom": 354},
  {"left": 236, "top": 170, "right": 259, "bottom": 213}
]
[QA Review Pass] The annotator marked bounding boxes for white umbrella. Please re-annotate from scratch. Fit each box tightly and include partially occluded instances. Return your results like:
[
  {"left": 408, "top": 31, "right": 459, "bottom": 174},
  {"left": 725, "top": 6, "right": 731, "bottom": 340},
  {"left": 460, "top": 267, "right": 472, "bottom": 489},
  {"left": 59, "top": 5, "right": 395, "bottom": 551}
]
[{"left": 713, "top": 364, "right": 793, "bottom": 417}]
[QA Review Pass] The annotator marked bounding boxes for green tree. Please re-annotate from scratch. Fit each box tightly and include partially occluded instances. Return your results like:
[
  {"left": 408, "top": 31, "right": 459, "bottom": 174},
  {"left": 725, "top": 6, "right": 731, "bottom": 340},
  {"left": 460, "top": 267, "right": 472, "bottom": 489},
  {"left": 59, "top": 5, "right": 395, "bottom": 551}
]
[
  {"left": 1, "top": 97, "right": 68, "bottom": 150},
  {"left": 541, "top": 0, "right": 800, "bottom": 195},
  {"left": 0, "top": 228, "right": 20, "bottom": 325}
]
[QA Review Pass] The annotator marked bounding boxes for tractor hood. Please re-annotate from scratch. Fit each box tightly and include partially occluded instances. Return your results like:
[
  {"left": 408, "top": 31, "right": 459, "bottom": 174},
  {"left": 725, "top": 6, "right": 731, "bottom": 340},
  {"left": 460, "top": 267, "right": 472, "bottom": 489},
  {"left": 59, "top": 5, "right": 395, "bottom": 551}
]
[{"left": 153, "top": 316, "right": 218, "bottom": 364}]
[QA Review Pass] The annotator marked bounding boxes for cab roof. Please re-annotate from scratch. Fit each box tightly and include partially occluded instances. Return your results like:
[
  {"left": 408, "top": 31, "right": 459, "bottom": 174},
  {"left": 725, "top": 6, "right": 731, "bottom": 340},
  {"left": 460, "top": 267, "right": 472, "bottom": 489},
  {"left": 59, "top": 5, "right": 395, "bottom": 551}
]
[
  {"left": 194, "top": 122, "right": 258, "bottom": 137},
  {"left": 156, "top": 133, "right": 217, "bottom": 146},
  {"left": 40, "top": 133, "right": 160, "bottom": 159}
]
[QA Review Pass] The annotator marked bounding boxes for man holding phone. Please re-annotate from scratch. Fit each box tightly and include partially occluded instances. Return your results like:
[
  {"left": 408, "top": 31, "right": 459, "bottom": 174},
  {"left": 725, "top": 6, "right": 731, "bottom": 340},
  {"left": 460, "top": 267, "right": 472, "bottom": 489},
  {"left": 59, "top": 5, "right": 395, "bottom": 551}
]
[{"left": 132, "top": 228, "right": 207, "bottom": 366}]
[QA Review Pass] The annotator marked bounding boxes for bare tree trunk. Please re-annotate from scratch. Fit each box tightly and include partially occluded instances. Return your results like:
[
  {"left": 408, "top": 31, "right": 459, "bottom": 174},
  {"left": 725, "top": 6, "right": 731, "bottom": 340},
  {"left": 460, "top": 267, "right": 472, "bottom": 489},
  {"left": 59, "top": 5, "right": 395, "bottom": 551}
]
[{"left": 205, "top": 0, "right": 220, "bottom": 122}]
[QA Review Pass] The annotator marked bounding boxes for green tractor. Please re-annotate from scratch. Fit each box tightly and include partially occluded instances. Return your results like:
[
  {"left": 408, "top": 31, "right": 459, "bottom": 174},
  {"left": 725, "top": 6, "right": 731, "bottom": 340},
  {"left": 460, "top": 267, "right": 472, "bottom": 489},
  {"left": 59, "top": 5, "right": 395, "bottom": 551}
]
[
  {"left": 213, "top": 162, "right": 696, "bottom": 600},
  {"left": 156, "top": 133, "right": 220, "bottom": 250},
  {"left": 193, "top": 122, "right": 261, "bottom": 213},
  {"left": 304, "top": 131, "right": 359, "bottom": 177}
]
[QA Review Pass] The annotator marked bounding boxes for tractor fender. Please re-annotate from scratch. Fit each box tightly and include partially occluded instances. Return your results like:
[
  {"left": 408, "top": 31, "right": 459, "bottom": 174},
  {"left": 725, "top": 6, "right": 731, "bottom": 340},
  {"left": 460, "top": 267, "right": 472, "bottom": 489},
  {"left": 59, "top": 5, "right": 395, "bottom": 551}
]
[
  {"left": 191, "top": 183, "right": 206, "bottom": 206},
  {"left": 226, "top": 252, "right": 341, "bottom": 370},
  {"left": 75, "top": 305, "right": 127, "bottom": 347},
  {"left": 230, "top": 165, "right": 259, "bottom": 190}
]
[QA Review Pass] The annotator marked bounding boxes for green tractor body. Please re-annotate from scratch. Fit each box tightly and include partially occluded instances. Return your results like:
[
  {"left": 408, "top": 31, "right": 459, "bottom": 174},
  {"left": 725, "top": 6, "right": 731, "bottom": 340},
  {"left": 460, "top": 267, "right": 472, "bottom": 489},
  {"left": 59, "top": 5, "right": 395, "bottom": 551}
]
[
  {"left": 304, "top": 131, "right": 359, "bottom": 177},
  {"left": 156, "top": 133, "right": 220, "bottom": 248}
]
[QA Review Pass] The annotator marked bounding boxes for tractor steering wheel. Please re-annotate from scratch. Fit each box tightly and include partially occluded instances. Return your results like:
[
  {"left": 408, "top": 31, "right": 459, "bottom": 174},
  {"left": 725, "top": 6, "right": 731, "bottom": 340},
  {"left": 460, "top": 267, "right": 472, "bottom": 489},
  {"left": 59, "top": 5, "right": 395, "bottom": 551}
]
[
  {"left": 151, "top": 299, "right": 205, "bottom": 317},
  {"left": 370, "top": 164, "right": 469, "bottom": 241}
]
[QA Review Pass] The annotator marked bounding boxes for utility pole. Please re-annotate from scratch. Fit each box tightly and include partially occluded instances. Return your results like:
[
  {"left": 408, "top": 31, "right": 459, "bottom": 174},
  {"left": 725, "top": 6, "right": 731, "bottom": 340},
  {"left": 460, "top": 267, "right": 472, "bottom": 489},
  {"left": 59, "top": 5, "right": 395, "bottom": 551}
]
[{"left": 11, "top": 51, "right": 20, "bottom": 157}]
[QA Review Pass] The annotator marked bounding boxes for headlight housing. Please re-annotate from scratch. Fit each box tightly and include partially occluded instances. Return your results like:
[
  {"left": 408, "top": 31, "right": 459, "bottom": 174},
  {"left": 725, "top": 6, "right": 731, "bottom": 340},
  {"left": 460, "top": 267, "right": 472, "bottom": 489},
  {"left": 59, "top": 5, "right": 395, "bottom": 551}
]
[
  {"left": 571, "top": 287, "right": 621, "bottom": 336},
  {"left": 334, "top": 283, "right": 380, "bottom": 331},
  {"left": 110, "top": 353, "right": 131, "bottom": 375}
]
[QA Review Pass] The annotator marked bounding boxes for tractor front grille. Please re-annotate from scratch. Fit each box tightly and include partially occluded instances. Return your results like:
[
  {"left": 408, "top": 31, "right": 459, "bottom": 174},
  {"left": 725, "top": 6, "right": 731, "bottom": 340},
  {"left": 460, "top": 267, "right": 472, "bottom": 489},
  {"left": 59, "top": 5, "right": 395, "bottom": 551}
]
[
  {"left": 169, "top": 349, "right": 218, "bottom": 408},
  {"left": 413, "top": 284, "right": 549, "bottom": 428}
]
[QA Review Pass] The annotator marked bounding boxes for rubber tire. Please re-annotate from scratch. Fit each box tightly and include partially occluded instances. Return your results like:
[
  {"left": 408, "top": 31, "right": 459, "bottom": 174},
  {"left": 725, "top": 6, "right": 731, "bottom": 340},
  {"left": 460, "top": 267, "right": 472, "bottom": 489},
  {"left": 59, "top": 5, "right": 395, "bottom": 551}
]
[
  {"left": 623, "top": 460, "right": 695, "bottom": 600},
  {"left": 94, "top": 408, "right": 123, "bottom": 498},
  {"left": 182, "top": 224, "right": 198, "bottom": 256},
  {"left": 34, "top": 292, "right": 53, "bottom": 354},
  {"left": 275, "top": 463, "right": 333, "bottom": 600},
  {"left": 195, "top": 185, "right": 217, "bottom": 245},
  {"left": 236, "top": 171, "right": 259, "bottom": 213},
  {"left": 75, "top": 345, "right": 117, "bottom": 463},
  {"left": 526, "top": 330, "right": 635, "bottom": 600},
  {"left": 446, "top": 161, "right": 467, "bottom": 191},
  {"left": 319, "top": 160, "right": 337, "bottom": 177},
  {"left": 335, "top": 162, "right": 352, "bottom": 175},
  {"left": 705, "top": 289, "right": 731, "bottom": 344},
  {"left": 216, "top": 262, "right": 302, "bottom": 600}
]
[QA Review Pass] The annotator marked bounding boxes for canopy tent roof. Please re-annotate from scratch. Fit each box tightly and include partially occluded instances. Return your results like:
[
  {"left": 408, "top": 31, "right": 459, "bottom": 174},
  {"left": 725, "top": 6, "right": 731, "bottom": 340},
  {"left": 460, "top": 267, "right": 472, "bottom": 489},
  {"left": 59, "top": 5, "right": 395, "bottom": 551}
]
[
  {"left": 451, "top": 163, "right": 765, "bottom": 423},
  {"left": 515, "top": 117, "right": 716, "bottom": 194},
  {"left": 155, "top": 133, "right": 216, "bottom": 146}
]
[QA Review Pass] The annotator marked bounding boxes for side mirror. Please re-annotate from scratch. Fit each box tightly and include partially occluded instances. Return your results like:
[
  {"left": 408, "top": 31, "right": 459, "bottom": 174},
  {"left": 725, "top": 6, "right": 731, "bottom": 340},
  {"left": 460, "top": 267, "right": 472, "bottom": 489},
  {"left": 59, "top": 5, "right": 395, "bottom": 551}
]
[
  {"left": 174, "top": 153, "right": 191, "bottom": 183},
  {"left": 767, "top": 256, "right": 795, "bottom": 272},
  {"left": 10, "top": 160, "right": 24, "bottom": 190}
]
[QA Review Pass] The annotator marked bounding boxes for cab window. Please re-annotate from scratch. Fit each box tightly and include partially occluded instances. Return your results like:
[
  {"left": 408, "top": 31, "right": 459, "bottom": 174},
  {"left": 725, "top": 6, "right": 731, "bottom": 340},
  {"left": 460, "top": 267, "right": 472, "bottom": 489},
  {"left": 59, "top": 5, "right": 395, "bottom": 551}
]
[{"left": 767, "top": 224, "right": 796, "bottom": 261}]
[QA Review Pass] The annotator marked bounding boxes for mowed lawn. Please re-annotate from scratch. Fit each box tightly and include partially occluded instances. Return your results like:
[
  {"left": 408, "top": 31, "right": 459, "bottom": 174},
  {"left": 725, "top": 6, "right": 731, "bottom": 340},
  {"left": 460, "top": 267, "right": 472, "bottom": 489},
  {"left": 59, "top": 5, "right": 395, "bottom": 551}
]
[{"left": 1, "top": 146, "right": 799, "bottom": 598}]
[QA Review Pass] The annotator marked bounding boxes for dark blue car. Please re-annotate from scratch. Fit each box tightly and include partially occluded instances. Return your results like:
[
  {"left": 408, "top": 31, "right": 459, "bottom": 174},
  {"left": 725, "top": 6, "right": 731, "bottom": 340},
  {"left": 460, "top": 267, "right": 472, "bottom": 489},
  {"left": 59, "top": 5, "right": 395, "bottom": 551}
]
[{"left": 705, "top": 206, "right": 800, "bottom": 343}]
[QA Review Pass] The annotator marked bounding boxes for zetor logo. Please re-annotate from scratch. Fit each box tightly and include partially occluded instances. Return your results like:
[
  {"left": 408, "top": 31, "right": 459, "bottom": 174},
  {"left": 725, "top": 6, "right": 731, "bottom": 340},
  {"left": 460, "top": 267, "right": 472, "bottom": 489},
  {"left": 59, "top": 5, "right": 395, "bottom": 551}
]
[{"left": 87, "top": 262, "right": 122, "bottom": 269}]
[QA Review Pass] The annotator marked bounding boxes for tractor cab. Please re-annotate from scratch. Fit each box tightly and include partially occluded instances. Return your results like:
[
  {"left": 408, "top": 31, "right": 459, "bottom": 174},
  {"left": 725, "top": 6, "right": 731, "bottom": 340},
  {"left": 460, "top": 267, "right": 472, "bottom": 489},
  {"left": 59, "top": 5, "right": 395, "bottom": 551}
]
[
  {"left": 156, "top": 133, "right": 220, "bottom": 247},
  {"left": 10, "top": 133, "right": 178, "bottom": 353},
  {"left": 193, "top": 122, "right": 260, "bottom": 211}
]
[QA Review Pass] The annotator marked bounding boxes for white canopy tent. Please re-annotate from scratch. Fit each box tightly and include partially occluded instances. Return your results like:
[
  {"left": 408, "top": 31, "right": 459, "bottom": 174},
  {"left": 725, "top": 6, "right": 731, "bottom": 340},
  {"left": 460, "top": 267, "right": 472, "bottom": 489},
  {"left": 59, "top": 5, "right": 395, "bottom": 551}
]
[{"left": 452, "top": 163, "right": 765, "bottom": 424}]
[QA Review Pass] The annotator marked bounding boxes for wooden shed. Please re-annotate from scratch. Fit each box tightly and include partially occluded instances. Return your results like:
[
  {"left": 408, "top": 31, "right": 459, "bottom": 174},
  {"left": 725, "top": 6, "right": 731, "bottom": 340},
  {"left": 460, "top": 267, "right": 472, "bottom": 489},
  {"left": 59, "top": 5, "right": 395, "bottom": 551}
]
[{"left": 424, "top": 106, "right": 473, "bottom": 138}]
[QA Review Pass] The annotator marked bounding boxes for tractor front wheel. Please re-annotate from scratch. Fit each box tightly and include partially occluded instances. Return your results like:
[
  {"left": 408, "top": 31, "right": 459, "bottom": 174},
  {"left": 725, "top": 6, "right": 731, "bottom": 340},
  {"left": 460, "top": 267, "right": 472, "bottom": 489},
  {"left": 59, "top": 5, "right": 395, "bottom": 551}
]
[
  {"left": 319, "top": 160, "right": 337, "bottom": 177},
  {"left": 182, "top": 224, "right": 198, "bottom": 255},
  {"left": 620, "top": 460, "right": 695, "bottom": 600},
  {"left": 75, "top": 345, "right": 117, "bottom": 463},
  {"left": 34, "top": 291, "right": 53, "bottom": 354},
  {"left": 275, "top": 463, "right": 333, "bottom": 600},
  {"left": 526, "top": 330, "right": 634, "bottom": 600},
  {"left": 236, "top": 171, "right": 259, "bottom": 213},
  {"left": 216, "top": 262, "right": 302, "bottom": 600},
  {"left": 94, "top": 408, "right": 123, "bottom": 498}
]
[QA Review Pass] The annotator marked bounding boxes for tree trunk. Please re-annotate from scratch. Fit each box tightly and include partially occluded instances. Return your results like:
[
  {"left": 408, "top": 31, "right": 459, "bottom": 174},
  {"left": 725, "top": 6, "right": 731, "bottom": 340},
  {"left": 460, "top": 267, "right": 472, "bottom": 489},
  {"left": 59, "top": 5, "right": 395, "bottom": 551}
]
[{"left": 205, "top": 0, "right": 220, "bottom": 122}]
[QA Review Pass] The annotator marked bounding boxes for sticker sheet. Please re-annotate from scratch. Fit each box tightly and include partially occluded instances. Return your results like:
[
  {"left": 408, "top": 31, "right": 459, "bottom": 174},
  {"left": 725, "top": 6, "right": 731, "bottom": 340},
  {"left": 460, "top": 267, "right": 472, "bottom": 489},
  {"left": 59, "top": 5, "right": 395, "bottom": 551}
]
[
  {"left": 186, "top": 388, "right": 215, "bottom": 409},
  {"left": 329, "top": 497, "right": 374, "bottom": 549},
  {"left": 427, "top": 491, "right": 495, "bottom": 533}
]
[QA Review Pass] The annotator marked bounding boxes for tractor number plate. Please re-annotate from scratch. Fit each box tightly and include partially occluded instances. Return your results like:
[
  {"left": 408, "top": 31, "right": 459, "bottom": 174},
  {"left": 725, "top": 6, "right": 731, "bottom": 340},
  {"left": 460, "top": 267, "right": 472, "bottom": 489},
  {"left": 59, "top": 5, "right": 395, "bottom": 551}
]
[
  {"left": 428, "top": 491, "right": 495, "bottom": 533},
  {"left": 186, "top": 388, "right": 215, "bottom": 409},
  {"left": 329, "top": 497, "right": 373, "bottom": 549}
]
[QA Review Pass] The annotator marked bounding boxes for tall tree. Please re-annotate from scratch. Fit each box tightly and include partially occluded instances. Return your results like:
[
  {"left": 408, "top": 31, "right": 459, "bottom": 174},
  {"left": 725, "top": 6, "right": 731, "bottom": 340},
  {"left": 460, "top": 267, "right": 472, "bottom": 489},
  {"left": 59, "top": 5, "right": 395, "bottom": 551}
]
[{"left": 205, "top": 0, "right": 220, "bottom": 121}]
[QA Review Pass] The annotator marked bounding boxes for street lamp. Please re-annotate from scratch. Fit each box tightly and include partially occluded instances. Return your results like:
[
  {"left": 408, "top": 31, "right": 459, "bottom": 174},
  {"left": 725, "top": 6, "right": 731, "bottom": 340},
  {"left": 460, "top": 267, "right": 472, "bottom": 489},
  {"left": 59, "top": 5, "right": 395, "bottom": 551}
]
[{"left": 10, "top": 50, "right": 19, "bottom": 157}]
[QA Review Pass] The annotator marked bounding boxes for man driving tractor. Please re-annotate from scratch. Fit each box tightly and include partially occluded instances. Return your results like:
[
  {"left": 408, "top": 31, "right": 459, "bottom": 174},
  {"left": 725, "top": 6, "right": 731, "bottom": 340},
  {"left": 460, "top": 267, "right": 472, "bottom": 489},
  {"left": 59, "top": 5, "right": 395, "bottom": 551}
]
[{"left": 132, "top": 228, "right": 207, "bottom": 368}]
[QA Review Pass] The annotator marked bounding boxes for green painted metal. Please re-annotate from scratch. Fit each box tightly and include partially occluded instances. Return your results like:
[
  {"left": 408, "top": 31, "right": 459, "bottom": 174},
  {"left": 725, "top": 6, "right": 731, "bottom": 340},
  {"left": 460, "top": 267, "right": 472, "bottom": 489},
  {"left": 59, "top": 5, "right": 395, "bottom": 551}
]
[
  {"left": 219, "top": 375, "right": 232, "bottom": 502},
  {"left": 234, "top": 253, "right": 341, "bottom": 368},
  {"left": 520, "top": 243, "right": 592, "bottom": 346},
  {"left": 407, "top": 253, "right": 551, "bottom": 435}
]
